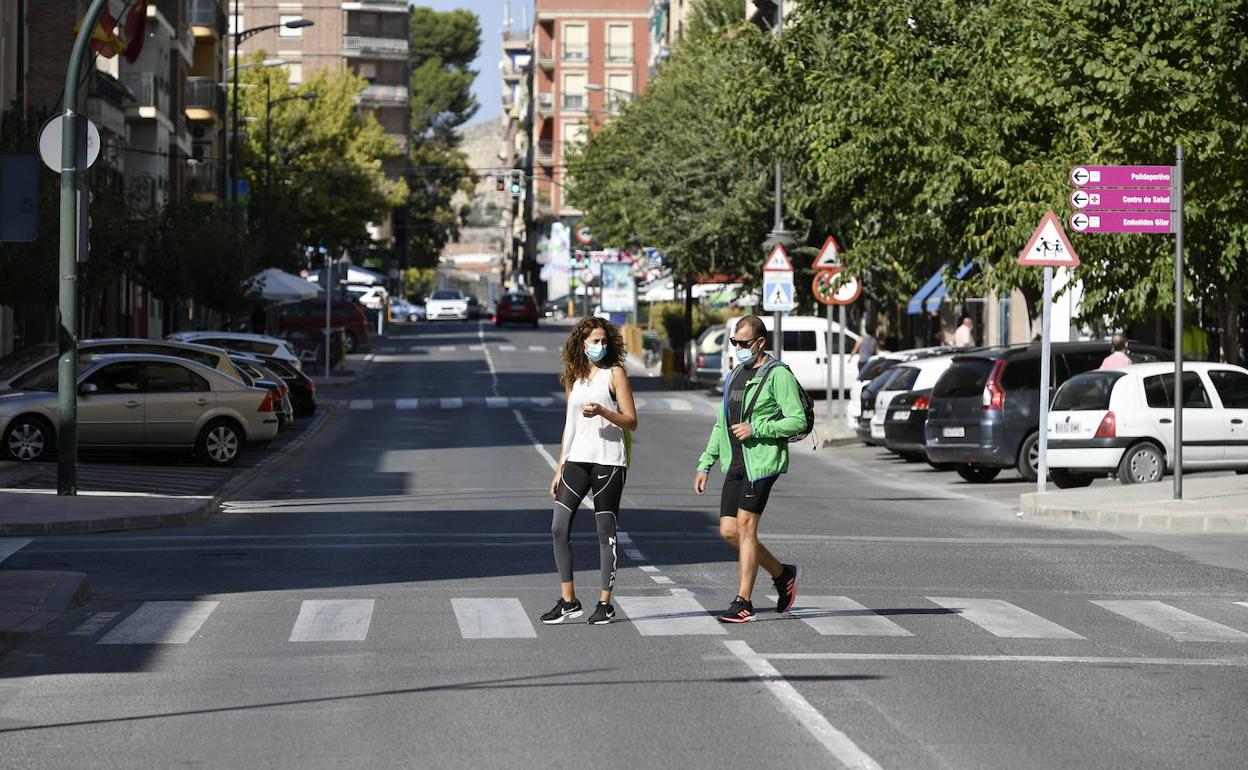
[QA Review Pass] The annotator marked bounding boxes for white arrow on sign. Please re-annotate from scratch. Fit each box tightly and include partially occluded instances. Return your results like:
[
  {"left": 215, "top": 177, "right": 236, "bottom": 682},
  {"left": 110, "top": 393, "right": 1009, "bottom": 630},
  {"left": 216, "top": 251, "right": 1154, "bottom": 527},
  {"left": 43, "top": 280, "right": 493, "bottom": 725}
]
[{"left": 1070, "top": 212, "right": 1090, "bottom": 232}]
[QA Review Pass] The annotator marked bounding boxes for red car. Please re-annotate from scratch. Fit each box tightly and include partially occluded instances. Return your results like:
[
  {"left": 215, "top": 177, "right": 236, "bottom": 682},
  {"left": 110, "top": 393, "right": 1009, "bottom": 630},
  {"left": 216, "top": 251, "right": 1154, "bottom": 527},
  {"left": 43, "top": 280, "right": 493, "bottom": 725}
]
[
  {"left": 278, "top": 299, "right": 370, "bottom": 353},
  {"left": 494, "top": 293, "right": 539, "bottom": 327}
]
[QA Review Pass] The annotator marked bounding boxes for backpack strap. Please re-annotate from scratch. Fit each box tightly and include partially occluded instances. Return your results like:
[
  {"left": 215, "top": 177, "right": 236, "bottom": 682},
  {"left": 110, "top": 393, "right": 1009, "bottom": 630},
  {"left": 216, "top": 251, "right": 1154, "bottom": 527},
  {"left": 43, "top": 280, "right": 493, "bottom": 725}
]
[{"left": 741, "top": 359, "right": 781, "bottom": 422}]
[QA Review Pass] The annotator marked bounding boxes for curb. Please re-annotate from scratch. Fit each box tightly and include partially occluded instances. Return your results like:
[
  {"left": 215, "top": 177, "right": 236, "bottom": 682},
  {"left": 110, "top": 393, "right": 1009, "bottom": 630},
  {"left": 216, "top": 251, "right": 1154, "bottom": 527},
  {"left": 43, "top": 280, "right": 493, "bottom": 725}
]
[
  {"left": 0, "top": 571, "right": 91, "bottom": 646},
  {"left": 0, "top": 495, "right": 213, "bottom": 536},
  {"left": 820, "top": 436, "right": 859, "bottom": 448},
  {"left": 1019, "top": 497, "right": 1248, "bottom": 533}
]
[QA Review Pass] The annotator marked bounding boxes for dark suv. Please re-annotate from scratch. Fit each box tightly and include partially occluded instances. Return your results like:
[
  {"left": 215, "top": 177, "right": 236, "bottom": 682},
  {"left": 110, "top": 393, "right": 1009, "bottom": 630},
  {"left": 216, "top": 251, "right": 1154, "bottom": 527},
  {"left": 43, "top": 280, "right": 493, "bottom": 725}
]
[{"left": 924, "top": 341, "right": 1170, "bottom": 482}]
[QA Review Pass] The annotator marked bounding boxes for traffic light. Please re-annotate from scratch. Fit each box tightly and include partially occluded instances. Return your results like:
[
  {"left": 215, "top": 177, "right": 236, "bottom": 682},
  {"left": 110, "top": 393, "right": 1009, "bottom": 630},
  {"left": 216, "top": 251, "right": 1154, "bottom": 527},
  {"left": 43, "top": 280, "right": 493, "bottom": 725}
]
[
  {"left": 509, "top": 169, "right": 523, "bottom": 199},
  {"left": 495, "top": 174, "right": 505, "bottom": 193}
]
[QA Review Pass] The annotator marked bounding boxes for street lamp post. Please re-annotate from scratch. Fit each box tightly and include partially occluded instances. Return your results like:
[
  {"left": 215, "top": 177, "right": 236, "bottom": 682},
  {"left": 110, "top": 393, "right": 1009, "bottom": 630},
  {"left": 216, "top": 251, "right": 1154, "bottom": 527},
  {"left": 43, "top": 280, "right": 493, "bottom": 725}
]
[
  {"left": 761, "top": 0, "right": 793, "bottom": 361},
  {"left": 584, "top": 83, "right": 636, "bottom": 113},
  {"left": 229, "top": 14, "right": 312, "bottom": 208}
]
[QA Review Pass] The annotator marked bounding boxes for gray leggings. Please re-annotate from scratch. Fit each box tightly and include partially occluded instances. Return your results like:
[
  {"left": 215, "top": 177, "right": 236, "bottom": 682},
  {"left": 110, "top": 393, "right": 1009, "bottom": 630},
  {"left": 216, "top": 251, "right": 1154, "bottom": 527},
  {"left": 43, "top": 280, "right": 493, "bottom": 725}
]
[{"left": 552, "top": 461, "right": 626, "bottom": 592}]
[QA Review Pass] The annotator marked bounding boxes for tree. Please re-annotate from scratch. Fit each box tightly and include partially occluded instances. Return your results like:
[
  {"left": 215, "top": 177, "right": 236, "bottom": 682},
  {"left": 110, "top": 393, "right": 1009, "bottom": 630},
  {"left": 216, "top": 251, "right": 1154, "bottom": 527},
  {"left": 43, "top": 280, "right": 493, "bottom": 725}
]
[{"left": 406, "top": 7, "right": 481, "bottom": 267}]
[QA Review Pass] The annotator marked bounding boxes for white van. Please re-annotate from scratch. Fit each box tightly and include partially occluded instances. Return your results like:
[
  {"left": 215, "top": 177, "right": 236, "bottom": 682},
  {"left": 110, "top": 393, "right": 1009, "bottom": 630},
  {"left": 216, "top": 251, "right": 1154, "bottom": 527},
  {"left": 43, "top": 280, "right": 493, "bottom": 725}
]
[{"left": 717, "top": 315, "right": 860, "bottom": 393}]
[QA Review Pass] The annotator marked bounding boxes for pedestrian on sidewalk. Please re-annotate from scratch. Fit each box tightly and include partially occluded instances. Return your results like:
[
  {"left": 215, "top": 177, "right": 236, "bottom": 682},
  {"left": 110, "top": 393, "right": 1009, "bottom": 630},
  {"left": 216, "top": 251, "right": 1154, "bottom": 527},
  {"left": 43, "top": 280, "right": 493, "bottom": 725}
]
[
  {"left": 1100, "top": 333, "right": 1133, "bottom": 369},
  {"left": 542, "top": 317, "right": 638, "bottom": 626},
  {"left": 954, "top": 316, "right": 976, "bottom": 347},
  {"left": 851, "top": 323, "right": 879, "bottom": 377},
  {"left": 693, "top": 315, "right": 802, "bottom": 623}
]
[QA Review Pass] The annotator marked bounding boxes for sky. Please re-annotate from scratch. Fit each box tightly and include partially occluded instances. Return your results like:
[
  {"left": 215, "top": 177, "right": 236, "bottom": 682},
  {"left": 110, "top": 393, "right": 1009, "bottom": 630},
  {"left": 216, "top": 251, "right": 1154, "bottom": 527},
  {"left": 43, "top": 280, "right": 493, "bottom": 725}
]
[{"left": 411, "top": 0, "right": 527, "bottom": 126}]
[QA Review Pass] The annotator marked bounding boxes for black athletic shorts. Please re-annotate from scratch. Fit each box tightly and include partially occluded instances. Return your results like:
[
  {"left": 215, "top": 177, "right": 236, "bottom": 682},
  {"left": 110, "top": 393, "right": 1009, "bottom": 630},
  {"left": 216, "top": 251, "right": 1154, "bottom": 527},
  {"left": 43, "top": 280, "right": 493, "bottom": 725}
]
[{"left": 719, "top": 469, "right": 779, "bottom": 517}]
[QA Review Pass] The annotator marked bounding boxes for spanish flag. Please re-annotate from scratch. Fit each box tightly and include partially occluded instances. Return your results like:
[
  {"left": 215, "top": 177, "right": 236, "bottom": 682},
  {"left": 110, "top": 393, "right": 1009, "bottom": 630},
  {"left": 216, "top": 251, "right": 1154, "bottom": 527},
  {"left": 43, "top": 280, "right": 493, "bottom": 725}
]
[
  {"left": 78, "top": 8, "right": 127, "bottom": 58},
  {"left": 77, "top": 2, "right": 148, "bottom": 62}
]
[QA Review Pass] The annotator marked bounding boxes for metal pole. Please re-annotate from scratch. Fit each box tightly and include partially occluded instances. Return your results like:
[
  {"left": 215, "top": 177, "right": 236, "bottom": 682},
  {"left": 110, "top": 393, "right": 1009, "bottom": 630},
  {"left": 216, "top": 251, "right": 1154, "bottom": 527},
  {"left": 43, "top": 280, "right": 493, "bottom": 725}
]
[
  {"left": 57, "top": 0, "right": 110, "bottom": 496},
  {"left": 825, "top": 303, "right": 834, "bottom": 417},
  {"left": 324, "top": 251, "right": 332, "bottom": 382},
  {"left": 264, "top": 77, "right": 271, "bottom": 190},
  {"left": 1037, "top": 266, "right": 1053, "bottom": 494},
  {"left": 838, "top": 303, "right": 846, "bottom": 402},
  {"left": 1173, "top": 143, "right": 1184, "bottom": 500},
  {"left": 770, "top": 0, "right": 785, "bottom": 364},
  {"left": 230, "top": 12, "right": 240, "bottom": 209}
]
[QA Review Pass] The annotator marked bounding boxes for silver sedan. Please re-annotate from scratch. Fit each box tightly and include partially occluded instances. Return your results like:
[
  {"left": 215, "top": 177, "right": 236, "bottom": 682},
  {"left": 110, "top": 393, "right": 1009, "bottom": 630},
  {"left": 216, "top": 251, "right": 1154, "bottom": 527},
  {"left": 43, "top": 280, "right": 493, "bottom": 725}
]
[{"left": 0, "top": 353, "right": 280, "bottom": 466}]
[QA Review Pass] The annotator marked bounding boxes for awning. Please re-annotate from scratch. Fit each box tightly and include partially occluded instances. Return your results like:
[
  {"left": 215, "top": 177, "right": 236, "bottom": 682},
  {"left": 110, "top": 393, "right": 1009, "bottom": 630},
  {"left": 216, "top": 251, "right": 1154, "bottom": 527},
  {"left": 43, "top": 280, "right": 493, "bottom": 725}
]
[{"left": 906, "top": 261, "right": 975, "bottom": 315}]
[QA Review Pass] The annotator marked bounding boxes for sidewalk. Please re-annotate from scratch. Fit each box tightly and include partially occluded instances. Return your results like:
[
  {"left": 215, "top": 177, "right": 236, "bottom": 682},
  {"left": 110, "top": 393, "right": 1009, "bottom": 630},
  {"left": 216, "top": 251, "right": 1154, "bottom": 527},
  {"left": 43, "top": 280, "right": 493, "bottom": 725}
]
[
  {"left": 1020, "top": 474, "right": 1248, "bottom": 532},
  {"left": 0, "top": 489, "right": 214, "bottom": 535}
]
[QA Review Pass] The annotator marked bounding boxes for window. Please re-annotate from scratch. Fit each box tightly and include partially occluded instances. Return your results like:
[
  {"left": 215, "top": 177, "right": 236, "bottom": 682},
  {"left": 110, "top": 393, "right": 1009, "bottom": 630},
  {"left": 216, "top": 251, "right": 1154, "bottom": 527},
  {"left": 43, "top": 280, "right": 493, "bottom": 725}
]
[
  {"left": 562, "top": 121, "right": 586, "bottom": 151},
  {"left": 145, "top": 362, "right": 209, "bottom": 393},
  {"left": 606, "top": 23, "right": 632, "bottom": 62},
  {"left": 430, "top": 290, "right": 463, "bottom": 300},
  {"left": 888, "top": 366, "right": 921, "bottom": 391},
  {"left": 606, "top": 72, "right": 632, "bottom": 110},
  {"left": 1208, "top": 370, "right": 1248, "bottom": 409},
  {"left": 356, "top": 62, "right": 377, "bottom": 82},
  {"left": 859, "top": 359, "right": 896, "bottom": 382},
  {"left": 1058, "top": 351, "right": 1107, "bottom": 383},
  {"left": 1052, "top": 372, "right": 1124, "bottom": 411},
  {"left": 279, "top": 15, "right": 303, "bottom": 38},
  {"left": 357, "top": 12, "right": 379, "bottom": 35},
  {"left": 1143, "top": 372, "right": 1212, "bottom": 409},
  {"left": 287, "top": 62, "right": 303, "bottom": 85},
  {"left": 562, "top": 23, "right": 588, "bottom": 60},
  {"left": 0, "top": 343, "right": 55, "bottom": 381},
  {"left": 85, "top": 362, "right": 143, "bottom": 394},
  {"left": 562, "top": 72, "right": 586, "bottom": 110},
  {"left": 781, "top": 331, "right": 817, "bottom": 352},
  {"left": 933, "top": 359, "right": 993, "bottom": 399},
  {"left": 1001, "top": 357, "right": 1040, "bottom": 390}
]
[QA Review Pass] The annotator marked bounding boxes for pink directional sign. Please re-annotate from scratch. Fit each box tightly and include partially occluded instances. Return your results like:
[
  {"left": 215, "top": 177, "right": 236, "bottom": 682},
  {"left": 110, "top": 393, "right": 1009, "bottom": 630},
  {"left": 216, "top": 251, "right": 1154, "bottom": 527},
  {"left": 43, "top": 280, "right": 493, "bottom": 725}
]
[
  {"left": 1069, "top": 211, "right": 1175, "bottom": 235},
  {"left": 1069, "top": 165, "right": 1173, "bottom": 187},
  {"left": 1069, "top": 188, "right": 1173, "bottom": 211}
]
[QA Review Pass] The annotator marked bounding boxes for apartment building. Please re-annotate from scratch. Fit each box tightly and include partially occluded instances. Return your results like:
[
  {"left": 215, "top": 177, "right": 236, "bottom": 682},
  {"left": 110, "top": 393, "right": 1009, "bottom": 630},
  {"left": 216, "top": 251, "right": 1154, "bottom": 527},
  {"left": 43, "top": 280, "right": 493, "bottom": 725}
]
[
  {"left": 532, "top": 0, "right": 650, "bottom": 219},
  {"left": 647, "top": 0, "right": 696, "bottom": 72},
  {"left": 187, "top": 0, "right": 228, "bottom": 200}
]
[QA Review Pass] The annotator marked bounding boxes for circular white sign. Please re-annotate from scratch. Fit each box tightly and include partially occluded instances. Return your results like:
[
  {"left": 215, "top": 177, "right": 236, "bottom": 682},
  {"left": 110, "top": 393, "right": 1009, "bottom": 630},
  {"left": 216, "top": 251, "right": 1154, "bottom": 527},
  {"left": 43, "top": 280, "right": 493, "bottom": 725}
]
[
  {"left": 1069, "top": 212, "right": 1090, "bottom": 232},
  {"left": 832, "top": 274, "right": 861, "bottom": 304},
  {"left": 38, "top": 116, "right": 101, "bottom": 172}
]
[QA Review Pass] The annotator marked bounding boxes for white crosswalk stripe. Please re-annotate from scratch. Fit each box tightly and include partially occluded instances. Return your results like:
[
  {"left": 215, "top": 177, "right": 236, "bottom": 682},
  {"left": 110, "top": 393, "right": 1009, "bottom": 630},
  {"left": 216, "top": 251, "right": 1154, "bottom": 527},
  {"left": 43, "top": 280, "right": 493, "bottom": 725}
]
[
  {"left": 1092, "top": 600, "right": 1248, "bottom": 642},
  {"left": 782, "top": 596, "right": 913, "bottom": 637},
  {"left": 531, "top": 397, "right": 553, "bottom": 408},
  {"left": 452, "top": 598, "right": 537, "bottom": 639},
  {"left": 665, "top": 398, "right": 693, "bottom": 412},
  {"left": 614, "top": 594, "right": 726, "bottom": 636},
  {"left": 486, "top": 397, "right": 510, "bottom": 408},
  {"left": 529, "top": 345, "right": 546, "bottom": 352},
  {"left": 440, "top": 397, "right": 463, "bottom": 409},
  {"left": 498, "top": 345, "right": 516, "bottom": 351},
  {"left": 289, "top": 599, "right": 375, "bottom": 642},
  {"left": 396, "top": 398, "right": 420, "bottom": 410},
  {"left": 98, "top": 601, "right": 219, "bottom": 644},
  {"left": 348, "top": 399, "right": 373, "bottom": 410},
  {"left": 929, "top": 597, "right": 1084, "bottom": 639},
  {"left": 439, "top": 345, "right": 455, "bottom": 351}
]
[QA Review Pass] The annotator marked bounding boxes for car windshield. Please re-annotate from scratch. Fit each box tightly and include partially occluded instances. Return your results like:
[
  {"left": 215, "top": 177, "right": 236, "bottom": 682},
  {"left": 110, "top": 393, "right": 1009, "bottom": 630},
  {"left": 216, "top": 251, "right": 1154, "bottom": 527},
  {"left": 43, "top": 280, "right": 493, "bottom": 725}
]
[
  {"left": 1052, "top": 371, "right": 1124, "bottom": 411},
  {"left": 859, "top": 358, "right": 895, "bottom": 382},
  {"left": 11, "top": 356, "right": 93, "bottom": 391},
  {"left": 0, "top": 343, "right": 56, "bottom": 382},
  {"left": 430, "top": 290, "right": 462, "bottom": 300},
  {"left": 886, "top": 366, "right": 921, "bottom": 391}
]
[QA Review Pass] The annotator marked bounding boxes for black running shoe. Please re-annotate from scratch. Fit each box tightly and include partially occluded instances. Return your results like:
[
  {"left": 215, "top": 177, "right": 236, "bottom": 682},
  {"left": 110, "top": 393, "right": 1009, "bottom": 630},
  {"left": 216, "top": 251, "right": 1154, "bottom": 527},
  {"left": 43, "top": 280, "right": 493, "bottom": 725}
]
[
  {"left": 774, "top": 563, "right": 801, "bottom": 614},
  {"left": 540, "top": 598, "right": 583, "bottom": 624},
  {"left": 587, "top": 601, "right": 615, "bottom": 625},
  {"left": 717, "top": 596, "right": 756, "bottom": 623}
]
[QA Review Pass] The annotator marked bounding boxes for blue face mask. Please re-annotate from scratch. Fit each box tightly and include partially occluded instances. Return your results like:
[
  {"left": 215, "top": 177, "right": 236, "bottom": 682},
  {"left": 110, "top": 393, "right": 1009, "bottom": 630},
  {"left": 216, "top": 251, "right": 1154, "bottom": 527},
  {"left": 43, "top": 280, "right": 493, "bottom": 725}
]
[
  {"left": 734, "top": 346, "right": 757, "bottom": 366},
  {"left": 586, "top": 343, "right": 607, "bottom": 362}
]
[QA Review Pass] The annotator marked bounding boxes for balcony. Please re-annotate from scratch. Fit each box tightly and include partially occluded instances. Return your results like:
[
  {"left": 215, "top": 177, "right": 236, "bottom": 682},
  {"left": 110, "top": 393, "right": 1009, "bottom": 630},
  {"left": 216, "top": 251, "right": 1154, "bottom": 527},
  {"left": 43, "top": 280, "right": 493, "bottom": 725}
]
[
  {"left": 562, "top": 47, "right": 589, "bottom": 62},
  {"left": 606, "top": 47, "right": 632, "bottom": 63},
  {"left": 536, "top": 92, "right": 553, "bottom": 117},
  {"left": 537, "top": 49, "right": 555, "bottom": 72},
  {"left": 503, "top": 29, "right": 530, "bottom": 49},
  {"left": 185, "top": 76, "right": 222, "bottom": 122},
  {"left": 344, "top": 35, "right": 410, "bottom": 59},
  {"left": 502, "top": 60, "right": 524, "bottom": 82},
  {"left": 342, "top": 0, "right": 410, "bottom": 12},
  {"left": 359, "top": 83, "right": 409, "bottom": 106},
  {"left": 186, "top": 162, "right": 220, "bottom": 199},
  {"left": 121, "top": 73, "right": 170, "bottom": 121},
  {"left": 188, "top": 0, "right": 223, "bottom": 37},
  {"left": 536, "top": 140, "right": 554, "bottom": 165},
  {"left": 562, "top": 94, "right": 585, "bottom": 111}
]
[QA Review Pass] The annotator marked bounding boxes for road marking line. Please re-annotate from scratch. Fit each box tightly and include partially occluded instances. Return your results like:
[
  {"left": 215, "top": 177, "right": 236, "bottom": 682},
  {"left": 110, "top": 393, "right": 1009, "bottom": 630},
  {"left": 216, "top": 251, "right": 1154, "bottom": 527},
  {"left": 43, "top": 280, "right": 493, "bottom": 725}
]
[
  {"left": 529, "top": 345, "right": 546, "bottom": 352},
  {"left": 650, "top": 575, "right": 675, "bottom": 585},
  {"left": 348, "top": 399, "right": 373, "bottom": 410},
  {"left": 617, "top": 532, "right": 634, "bottom": 544},
  {"left": 615, "top": 595, "right": 725, "bottom": 636},
  {"left": 289, "top": 599, "right": 375, "bottom": 642},
  {"left": 639, "top": 565, "right": 660, "bottom": 573},
  {"left": 439, "top": 345, "right": 455, "bottom": 351},
  {"left": 499, "top": 345, "right": 517, "bottom": 351},
  {"left": 756, "top": 652, "right": 1248, "bottom": 667},
  {"left": 777, "top": 596, "right": 913, "bottom": 637},
  {"left": 478, "top": 322, "right": 499, "bottom": 394},
  {"left": 98, "top": 601, "right": 219, "bottom": 644},
  {"left": 468, "top": 345, "right": 485, "bottom": 351},
  {"left": 486, "top": 397, "right": 510, "bottom": 408},
  {"left": 396, "top": 398, "right": 420, "bottom": 410},
  {"left": 512, "top": 409, "right": 558, "bottom": 470},
  {"left": 928, "top": 597, "right": 1084, "bottom": 639},
  {"left": 724, "top": 641, "right": 883, "bottom": 770},
  {"left": 530, "top": 397, "right": 553, "bottom": 408},
  {"left": 665, "top": 398, "right": 693, "bottom": 412},
  {"left": 1092, "top": 600, "right": 1248, "bottom": 642},
  {"left": 623, "top": 548, "right": 646, "bottom": 561},
  {"left": 633, "top": 398, "right": 647, "bottom": 410},
  {"left": 452, "top": 598, "right": 537, "bottom": 639},
  {"left": 0, "top": 538, "right": 32, "bottom": 565},
  {"left": 68, "top": 612, "right": 119, "bottom": 637},
  {"left": 440, "top": 397, "right": 463, "bottom": 409}
]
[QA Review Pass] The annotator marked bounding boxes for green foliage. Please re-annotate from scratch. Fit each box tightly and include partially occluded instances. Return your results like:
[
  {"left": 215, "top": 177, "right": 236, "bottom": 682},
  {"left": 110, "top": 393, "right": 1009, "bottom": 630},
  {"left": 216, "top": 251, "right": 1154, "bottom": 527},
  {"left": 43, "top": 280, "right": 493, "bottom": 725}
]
[
  {"left": 650, "top": 301, "right": 726, "bottom": 351},
  {"left": 401, "top": 267, "right": 437, "bottom": 301},
  {"left": 684, "top": 0, "right": 747, "bottom": 43}
]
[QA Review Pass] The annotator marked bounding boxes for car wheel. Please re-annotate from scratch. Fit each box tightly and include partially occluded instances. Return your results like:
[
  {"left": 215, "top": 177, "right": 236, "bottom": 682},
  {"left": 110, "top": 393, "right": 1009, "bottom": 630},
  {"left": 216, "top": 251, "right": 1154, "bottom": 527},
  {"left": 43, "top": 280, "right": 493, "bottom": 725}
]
[
  {"left": 956, "top": 464, "right": 1001, "bottom": 483},
  {"left": 1017, "top": 431, "right": 1040, "bottom": 482},
  {"left": 1117, "top": 442, "right": 1164, "bottom": 484},
  {"left": 1051, "top": 468, "right": 1096, "bottom": 489},
  {"left": 197, "top": 419, "right": 243, "bottom": 467},
  {"left": 343, "top": 331, "right": 359, "bottom": 354},
  {"left": 3, "top": 415, "right": 54, "bottom": 462}
]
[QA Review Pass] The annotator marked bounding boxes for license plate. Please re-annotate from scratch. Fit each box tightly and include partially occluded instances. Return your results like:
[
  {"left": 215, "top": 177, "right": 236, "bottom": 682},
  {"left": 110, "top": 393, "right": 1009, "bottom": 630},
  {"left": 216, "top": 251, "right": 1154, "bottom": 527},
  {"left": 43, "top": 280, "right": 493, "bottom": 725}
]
[
  {"left": 1054, "top": 421, "right": 1080, "bottom": 434},
  {"left": 942, "top": 426, "right": 965, "bottom": 438},
  {"left": 892, "top": 410, "right": 911, "bottom": 421}
]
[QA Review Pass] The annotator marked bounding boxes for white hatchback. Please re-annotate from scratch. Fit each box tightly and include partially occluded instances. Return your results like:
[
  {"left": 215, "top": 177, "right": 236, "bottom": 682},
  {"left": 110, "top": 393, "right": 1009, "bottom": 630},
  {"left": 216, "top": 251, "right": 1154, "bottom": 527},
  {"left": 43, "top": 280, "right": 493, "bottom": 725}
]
[
  {"left": 1046, "top": 362, "right": 1248, "bottom": 487},
  {"left": 425, "top": 289, "right": 469, "bottom": 321},
  {"left": 869, "top": 354, "right": 960, "bottom": 442}
]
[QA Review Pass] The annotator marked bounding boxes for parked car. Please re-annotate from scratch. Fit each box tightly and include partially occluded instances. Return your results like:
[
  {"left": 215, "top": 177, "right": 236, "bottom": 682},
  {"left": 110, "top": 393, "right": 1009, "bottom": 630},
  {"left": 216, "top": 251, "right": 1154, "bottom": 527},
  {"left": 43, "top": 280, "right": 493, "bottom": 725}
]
[
  {"left": 847, "top": 354, "right": 902, "bottom": 433},
  {"left": 542, "top": 295, "right": 570, "bottom": 319},
  {"left": 869, "top": 354, "right": 961, "bottom": 444},
  {"left": 270, "top": 300, "right": 370, "bottom": 354},
  {"left": 717, "top": 315, "right": 861, "bottom": 393},
  {"left": 1045, "top": 362, "right": 1248, "bottom": 488},
  {"left": 924, "top": 340, "right": 1171, "bottom": 483},
  {"left": 389, "top": 298, "right": 424, "bottom": 322},
  {"left": 882, "top": 387, "right": 953, "bottom": 467},
  {"left": 0, "top": 354, "right": 279, "bottom": 466},
  {"left": 168, "top": 330, "right": 307, "bottom": 369},
  {"left": 227, "top": 354, "right": 294, "bottom": 430},
  {"left": 465, "top": 294, "right": 482, "bottom": 320},
  {"left": 494, "top": 292, "right": 539, "bottom": 327},
  {"left": 425, "top": 289, "right": 470, "bottom": 321},
  {"left": 251, "top": 355, "right": 316, "bottom": 418},
  {"left": 691, "top": 326, "right": 727, "bottom": 390},
  {"left": 0, "top": 338, "right": 247, "bottom": 392},
  {"left": 857, "top": 365, "right": 906, "bottom": 445}
]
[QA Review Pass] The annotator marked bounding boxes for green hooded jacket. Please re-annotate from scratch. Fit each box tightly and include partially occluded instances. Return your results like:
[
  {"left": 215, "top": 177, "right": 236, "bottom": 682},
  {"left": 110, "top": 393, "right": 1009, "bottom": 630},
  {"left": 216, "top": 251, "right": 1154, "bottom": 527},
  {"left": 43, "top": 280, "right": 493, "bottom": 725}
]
[{"left": 697, "top": 356, "right": 806, "bottom": 482}]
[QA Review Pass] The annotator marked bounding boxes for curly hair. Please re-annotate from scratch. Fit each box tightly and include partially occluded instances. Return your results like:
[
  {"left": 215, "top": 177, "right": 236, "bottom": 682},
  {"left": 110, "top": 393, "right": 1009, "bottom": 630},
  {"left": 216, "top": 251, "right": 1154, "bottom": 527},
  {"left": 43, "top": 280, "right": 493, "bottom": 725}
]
[{"left": 560, "top": 317, "right": 626, "bottom": 391}]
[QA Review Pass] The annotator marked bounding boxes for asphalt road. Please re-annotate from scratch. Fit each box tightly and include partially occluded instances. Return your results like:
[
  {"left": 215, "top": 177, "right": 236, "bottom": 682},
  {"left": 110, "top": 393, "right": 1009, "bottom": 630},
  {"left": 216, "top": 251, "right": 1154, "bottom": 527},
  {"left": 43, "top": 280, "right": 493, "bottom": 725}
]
[{"left": 3, "top": 319, "right": 1248, "bottom": 769}]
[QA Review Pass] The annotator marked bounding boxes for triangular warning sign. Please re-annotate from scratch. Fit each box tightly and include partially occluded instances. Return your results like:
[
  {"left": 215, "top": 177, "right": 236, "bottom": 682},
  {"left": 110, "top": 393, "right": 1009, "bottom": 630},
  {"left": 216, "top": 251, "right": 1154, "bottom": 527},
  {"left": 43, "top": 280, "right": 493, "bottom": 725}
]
[
  {"left": 1018, "top": 211, "right": 1081, "bottom": 268},
  {"left": 763, "top": 244, "right": 793, "bottom": 271},
  {"left": 812, "top": 236, "right": 842, "bottom": 269}
]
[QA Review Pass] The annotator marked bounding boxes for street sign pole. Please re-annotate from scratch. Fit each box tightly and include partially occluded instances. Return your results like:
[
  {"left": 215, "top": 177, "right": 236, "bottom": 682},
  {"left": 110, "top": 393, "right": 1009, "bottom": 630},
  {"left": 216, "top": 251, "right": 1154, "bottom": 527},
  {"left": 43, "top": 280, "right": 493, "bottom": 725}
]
[
  {"left": 1038, "top": 266, "right": 1053, "bottom": 495},
  {"left": 57, "top": 0, "right": 110, "bottom": 496},
  {"left": 824, "top": 304, "right": 834, "bottom": 416},
  {"left": 1173, "top": 144, "right": 1184, "bottom": 500},
  {"left": 838, "top": 303, "right": 846, "bottom": 404}
]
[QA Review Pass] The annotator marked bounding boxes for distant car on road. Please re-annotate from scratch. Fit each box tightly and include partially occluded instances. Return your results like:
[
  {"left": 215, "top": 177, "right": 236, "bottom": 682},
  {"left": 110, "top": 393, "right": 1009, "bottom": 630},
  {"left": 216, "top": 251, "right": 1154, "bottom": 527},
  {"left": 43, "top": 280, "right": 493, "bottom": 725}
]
[
  {"left": 466, "top": 294, "right": 482, "bottom": 320},
  {"left": 271, "top": 300, "right": 370, "bottom": 354},
  {"left": 1046, "top": 362, "right": 1248, "bottom": 488},
  {"left": 425, "top": 289, "right": 470, "bottom": 321},
  {"left": 0, "top": 353, "right": 279, "bottom": 466},
  {"left": 494, "top": 292, "right": 539, "bottom": 327},
  {"left": 389, "top": 298, "right": 424, "bottom": 322},
  {"left": 690, "top": 326, "right": 726, "bottom": 390}
]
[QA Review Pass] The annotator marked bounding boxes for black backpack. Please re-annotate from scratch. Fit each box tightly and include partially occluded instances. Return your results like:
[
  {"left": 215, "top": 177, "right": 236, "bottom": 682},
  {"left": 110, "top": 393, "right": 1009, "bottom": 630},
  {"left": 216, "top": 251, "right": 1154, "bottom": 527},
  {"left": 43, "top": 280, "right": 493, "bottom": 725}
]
[{"left": 742, "top": 360, "right": 816, "bottom": 444}]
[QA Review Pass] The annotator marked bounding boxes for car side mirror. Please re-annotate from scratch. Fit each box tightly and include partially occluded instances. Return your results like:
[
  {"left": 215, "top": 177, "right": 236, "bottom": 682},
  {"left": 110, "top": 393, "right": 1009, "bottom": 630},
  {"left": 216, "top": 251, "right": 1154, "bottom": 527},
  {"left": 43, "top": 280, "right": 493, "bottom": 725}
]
[{"left": 79, "top": 383, "right": 98, "bottom": 395}]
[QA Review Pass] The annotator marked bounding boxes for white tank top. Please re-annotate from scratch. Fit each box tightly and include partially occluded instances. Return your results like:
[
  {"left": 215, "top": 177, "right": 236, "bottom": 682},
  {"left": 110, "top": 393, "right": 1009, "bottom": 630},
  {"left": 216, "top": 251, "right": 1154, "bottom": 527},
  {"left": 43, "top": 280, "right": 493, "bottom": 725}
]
[{"left": 562, "top": 366, "right": 627, "bottom": 467}]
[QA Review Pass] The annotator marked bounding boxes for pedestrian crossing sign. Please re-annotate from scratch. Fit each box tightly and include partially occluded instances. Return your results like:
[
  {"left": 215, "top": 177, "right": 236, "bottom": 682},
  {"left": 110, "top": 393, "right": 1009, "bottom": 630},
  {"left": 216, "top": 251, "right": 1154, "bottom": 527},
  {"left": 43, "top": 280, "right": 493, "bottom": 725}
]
[{"left": 763, "top": 274, "right": 796, "bottom": 312}]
